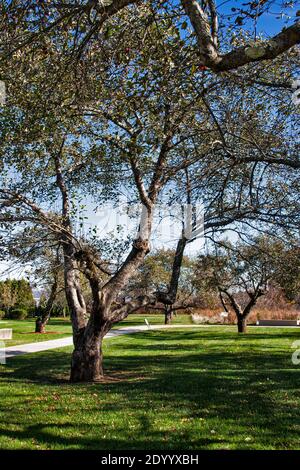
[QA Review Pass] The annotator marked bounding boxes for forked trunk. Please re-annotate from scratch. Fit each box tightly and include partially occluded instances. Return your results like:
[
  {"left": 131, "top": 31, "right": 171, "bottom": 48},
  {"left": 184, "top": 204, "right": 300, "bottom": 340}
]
[
  {"left": 66, "top": 206, "right": 154, "bottom": 382},
  {"left": 237, "top": 316, "right": 247, "bottom": 333},
  {"left": 70, "top": 332, "right": 104, "bottom": 382}
]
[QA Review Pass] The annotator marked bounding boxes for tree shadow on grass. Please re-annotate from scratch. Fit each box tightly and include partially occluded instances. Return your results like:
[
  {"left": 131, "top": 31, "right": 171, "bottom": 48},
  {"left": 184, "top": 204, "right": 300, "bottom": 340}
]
[
  {"left": 0, "top": 422, "right": 224, "bottom": 450},
  {"left": 1, "top": 355, "right": 300, "bottom": 449},
  {"left": 1, "top": 329, "right": 300, "bottom": 449},
  {"left": 2, "top": 349, "right": 73, "bottom": 384}
]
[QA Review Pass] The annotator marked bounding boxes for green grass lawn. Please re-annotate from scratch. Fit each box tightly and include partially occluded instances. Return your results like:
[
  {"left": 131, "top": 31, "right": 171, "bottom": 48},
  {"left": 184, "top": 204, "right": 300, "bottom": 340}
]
[
  {"left": 0, "top": 318, "right": 72, "bottom": 347},
  {"left": 0, "top": 326, "right": 300, "bottom": 450},
  {"left": 0, "top": 313, "right": 192, "bottom": 347}
]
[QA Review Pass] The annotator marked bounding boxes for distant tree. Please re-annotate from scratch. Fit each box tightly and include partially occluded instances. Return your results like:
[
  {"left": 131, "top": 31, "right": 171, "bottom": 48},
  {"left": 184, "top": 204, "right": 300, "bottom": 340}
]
[
  {"left": 33, "top": 250, "right": 62, "bottom": 333},
  {"left": 131, "top": 248, "right": 196, "bottom": 324},
  {"left": 198, "top": 237, "right": 281, "bottom": 333},
  {"left": 0, "top": 278, "right": 34, "bottom": 313},
  {"left": 0, "top": 226, "right": 66, "bottom": 332}
]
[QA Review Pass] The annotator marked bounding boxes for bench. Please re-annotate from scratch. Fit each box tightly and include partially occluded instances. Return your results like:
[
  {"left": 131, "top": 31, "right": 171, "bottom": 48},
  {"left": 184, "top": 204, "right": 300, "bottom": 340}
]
[
  {"left": 256, "top": 320, "right": 300, "bottom": 327},
  {"left": 0, "top": 328, "right": 12, "bottom": 339}
]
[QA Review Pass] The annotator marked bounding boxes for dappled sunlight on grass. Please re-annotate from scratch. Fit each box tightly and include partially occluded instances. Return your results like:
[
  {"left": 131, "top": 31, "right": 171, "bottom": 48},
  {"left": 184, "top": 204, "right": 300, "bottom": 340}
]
[{"left": 0, "top": 327, "right": 300, "bottom": 449}]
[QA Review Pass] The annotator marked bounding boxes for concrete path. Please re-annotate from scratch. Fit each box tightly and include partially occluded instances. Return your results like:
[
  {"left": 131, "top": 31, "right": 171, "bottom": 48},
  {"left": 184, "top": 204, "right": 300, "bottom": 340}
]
[
  {"left": 2, "top": 323, "right": 298, "bottom": 359},
  {"left": 3, "top": 324, "right": 201, "bottom": 359}
]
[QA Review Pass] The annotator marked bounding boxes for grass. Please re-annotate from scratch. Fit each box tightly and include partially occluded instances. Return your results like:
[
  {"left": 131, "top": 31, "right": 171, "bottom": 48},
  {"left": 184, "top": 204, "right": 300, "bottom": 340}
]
[
  {"left": 0, "top": 326, "right": 300, "bottom": 450},
  {"left": 0, "top": 313, "right": 192, "bottom": 347},
  {"left": 0, "top": 318, "right": 72, "bottom": 347}
]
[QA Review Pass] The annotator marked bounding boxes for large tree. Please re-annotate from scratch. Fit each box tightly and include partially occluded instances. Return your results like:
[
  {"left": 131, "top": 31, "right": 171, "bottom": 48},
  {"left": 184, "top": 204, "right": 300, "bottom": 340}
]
[
  {"left": 0, "top": 17, "right": 225, "bottom": 380},
  {"left": 0, "top": 4, "right": 298, "bottom": 381}
]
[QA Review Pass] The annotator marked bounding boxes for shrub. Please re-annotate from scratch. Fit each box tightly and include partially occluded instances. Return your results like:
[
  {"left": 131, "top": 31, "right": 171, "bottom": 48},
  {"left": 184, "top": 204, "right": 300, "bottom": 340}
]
[
  {"left": 26, "top": 306, "right": 36, "bottom": 317},
  {"left": 0, "top": 310, "right": 5, "bottom": 320},
  {"left": 10, "top": 308, "right": 28, "bottom": 320}
]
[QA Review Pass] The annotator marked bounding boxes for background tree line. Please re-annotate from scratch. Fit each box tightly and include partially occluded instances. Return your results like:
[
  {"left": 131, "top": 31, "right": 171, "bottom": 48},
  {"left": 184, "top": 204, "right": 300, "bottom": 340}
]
[{"left": 0, "top": 278, "right": 35, "bottom": 318}]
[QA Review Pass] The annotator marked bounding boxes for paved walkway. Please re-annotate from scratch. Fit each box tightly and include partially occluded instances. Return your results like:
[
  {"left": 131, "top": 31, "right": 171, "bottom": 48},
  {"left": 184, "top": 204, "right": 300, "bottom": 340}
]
[
  {"left": 3, "top": 324, "right": 201, "bottom": 359},
  {"left": 3, "top": 323, "right": 298, "bottom": 359}
]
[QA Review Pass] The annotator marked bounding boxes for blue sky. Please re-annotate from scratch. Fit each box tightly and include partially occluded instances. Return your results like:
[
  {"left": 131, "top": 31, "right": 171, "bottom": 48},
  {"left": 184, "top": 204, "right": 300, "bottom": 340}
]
[{"left": 218, "top": 0, "right": 297, "bottom": 34}]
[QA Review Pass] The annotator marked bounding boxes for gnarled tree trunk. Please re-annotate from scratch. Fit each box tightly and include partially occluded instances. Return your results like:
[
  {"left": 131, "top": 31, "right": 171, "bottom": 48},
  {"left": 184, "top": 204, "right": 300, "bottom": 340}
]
[
  {"left": 70, "top": 329, "right": 105, "bottom": 382},
  {"left": 237, "top": 315, "right": 247, "bottom": 333}
]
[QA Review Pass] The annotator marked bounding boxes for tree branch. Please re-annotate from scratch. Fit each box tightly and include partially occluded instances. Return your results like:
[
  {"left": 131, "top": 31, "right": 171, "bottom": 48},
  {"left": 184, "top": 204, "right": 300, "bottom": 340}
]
[{"left": 181, "top": 0, "right": 300, "bottom": 72}]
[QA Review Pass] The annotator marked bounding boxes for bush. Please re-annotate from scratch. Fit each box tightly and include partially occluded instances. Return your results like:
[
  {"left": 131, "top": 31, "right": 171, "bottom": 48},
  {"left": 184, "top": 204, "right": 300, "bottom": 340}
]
[
  {"left": 10, "top": 308, "right": 28, "bottom": 320},
  {"left": 0, "top": 310, "right": 5, "bottom": 320},
  {"left": 22, "top": 305, "right": 36, "bottom": 317}
]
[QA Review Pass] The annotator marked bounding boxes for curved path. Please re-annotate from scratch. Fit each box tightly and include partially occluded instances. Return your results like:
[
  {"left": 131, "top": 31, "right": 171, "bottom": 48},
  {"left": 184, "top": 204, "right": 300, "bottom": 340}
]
[{"left": 3, "top": 324, "right": 201, "bottom": 359}]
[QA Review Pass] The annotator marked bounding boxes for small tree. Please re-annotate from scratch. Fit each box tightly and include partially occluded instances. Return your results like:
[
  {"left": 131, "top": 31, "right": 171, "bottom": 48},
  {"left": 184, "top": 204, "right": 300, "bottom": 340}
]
[
  {"left": 199, "top": 238, "right": 279, "bottom": 333},
  {"left": 131, "top": 248, "right": 196, "bottom": 324},
  {"left": 272, "top": 245, "right": 300, "bottom": 304}
]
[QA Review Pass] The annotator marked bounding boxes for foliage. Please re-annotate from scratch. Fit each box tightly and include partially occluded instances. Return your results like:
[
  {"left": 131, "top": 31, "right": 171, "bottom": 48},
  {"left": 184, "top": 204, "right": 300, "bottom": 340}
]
[
  {"left": 132, "top": 248, "right": 220, "bottom": 309},
  {"left": 272, "top": 245, "right": 300, "bottom": 303},
  {"left": 193, "top": 236, "right": 299, "bottom": 330},
  {"left": 0, "top": 309, "right": 5, "bottom": 319},
  {"left": 9, "top": 307, "right": 28, "bottom": 320},
  {"left": 0, "top": 278, "right": 35, "bottom": 311}
]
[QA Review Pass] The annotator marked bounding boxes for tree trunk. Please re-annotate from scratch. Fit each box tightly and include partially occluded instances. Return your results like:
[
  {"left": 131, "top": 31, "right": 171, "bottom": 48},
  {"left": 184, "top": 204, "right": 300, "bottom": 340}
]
[
  {"left": 70, "top": 331, "right": 104, "bottom": 382},
  {"left": 237, "top": 316, "right": 247, "bottom": 333},
  {"left": 63, "top": 242, "right": 87, "bottom": 341},
  {"left": 34, "top": 278, "right": 58, "bottom": 333},
  {"left": 67, "top": 208, "right": 153, "bottom": 382},
  {"left": 164, "top": 306, "right": 173, "bottom": 325},
  {"left": 35, "top": 317, "right": 47, "bottom": 333}
]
